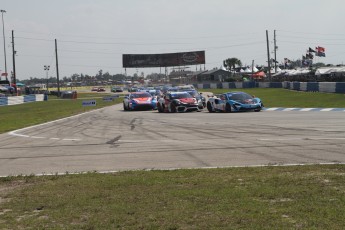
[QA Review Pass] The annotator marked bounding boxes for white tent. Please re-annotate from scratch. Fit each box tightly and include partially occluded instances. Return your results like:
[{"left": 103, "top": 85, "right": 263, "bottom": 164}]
[
  {"left": 315, "top": 67, "right": 345, "bottom": 75},
  {"left": 270, "top": 67, "right": 282, "bottom": 74},
  {"left": 220, "top": 65, "right": 228, "bottom": 71},
  {"left": 244, "top": 67, "right": 252, "bottom": 73}
]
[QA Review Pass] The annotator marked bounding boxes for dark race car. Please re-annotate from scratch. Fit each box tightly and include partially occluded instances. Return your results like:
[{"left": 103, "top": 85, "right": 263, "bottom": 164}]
[{"left": 157, "top": 92, "right": 200, "bottom": 113}]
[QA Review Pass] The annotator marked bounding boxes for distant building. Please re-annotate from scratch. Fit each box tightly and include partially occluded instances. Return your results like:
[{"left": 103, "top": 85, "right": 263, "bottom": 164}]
[
  {"left": 168, "top": 69, "right": 192, "bottom": 84},
  {"left": 198, "top": 69, "right": 230, "bottom": 82}
]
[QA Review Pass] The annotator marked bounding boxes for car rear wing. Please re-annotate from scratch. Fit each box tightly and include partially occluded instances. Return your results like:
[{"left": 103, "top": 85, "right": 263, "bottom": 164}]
[{"left": 207, "top": 93, "right": 221, "bottom": 98}]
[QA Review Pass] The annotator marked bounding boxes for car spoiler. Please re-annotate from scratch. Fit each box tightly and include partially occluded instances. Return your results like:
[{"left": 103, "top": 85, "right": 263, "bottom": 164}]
[{"left": 207, "top": 94, "right": 221, "bottom": 98}]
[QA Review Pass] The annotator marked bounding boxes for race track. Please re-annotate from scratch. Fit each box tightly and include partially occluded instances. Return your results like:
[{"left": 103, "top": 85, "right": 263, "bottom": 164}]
[{"left": 1, "top": 104, "right": 345, "bottom": 176}]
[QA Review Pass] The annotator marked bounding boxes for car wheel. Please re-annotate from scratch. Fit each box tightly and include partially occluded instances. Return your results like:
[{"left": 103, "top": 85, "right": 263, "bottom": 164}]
[
  {"left": 123, "top": 102, "right": 128, "bottom": 111},
  {"left": 158, "top": 103, "right": 163, "bottom": 113},
  {"left": 170, "top": 103, "right": 177, "bottom": 113},
  {"left": 225, "top": 103, "right": 232, "bottom": 113},
  {"left": 255, "top": 105, "right": 262, "bottom": 112},
  {"left": 207, "top": 101, "right": 214, "bottom": 113}
]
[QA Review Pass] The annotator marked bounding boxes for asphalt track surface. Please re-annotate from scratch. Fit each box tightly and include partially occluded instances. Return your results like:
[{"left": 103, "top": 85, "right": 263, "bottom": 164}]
[{"left": 1, "top": 104, "right": 345, "bottom": 176}]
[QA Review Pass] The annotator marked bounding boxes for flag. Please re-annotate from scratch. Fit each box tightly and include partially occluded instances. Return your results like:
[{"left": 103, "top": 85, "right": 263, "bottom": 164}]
[
  {"left": 308, "top": 53, "right": 314, "bottom": 59},
  {"left": 316, "top": 46, "right": 325, "bottom": 53},
  {"left": 316, "top": 52, "right": 326, "bottom": 57},
  {"left": 315, "top": 46, "right": 326, "bottom": 57},
  {"left": 309, "top": 47, "right": 316, "bottom": 53}
]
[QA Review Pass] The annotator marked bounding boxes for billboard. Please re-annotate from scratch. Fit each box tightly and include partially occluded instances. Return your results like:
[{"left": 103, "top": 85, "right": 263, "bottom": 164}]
[{"left": 123, "top": 51, "right": 205, "bottom": 68}]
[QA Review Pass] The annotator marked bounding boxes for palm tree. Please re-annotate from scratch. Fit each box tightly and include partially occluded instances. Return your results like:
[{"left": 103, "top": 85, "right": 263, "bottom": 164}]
[{"left": 223, "top": 58, "right": 242, "bottom": 72}]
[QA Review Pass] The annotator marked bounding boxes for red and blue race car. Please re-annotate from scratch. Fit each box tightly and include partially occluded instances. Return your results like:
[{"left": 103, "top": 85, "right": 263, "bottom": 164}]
[
  {"left": 123, "top": 92, "right": 157, "bottom": 111},
  {"left": 157, "top": 92, "right": 200, "bottom": 113}
]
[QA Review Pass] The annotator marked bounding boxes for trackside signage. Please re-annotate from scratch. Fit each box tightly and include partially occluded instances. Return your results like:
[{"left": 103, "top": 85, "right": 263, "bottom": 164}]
[
  {"left": 103, "top": 97, "right": 113, "bottom": 102},
  {"left": 82, "top": 100, "right": 97, "bottom": 106},
  {"left": 122, "top": 51, "right": 205, "bottom": 68}
]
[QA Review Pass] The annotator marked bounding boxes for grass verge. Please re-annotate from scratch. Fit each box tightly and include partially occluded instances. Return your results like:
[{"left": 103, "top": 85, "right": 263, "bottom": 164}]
[
  {"left": 0, "top": 165, "right": 345, "bottom": 229},
  {"left": 0, "top": 93, "right": 123, "bottom": 133},
  {"left": 200, "top": 88, "right": 345, "bottom": 108}
]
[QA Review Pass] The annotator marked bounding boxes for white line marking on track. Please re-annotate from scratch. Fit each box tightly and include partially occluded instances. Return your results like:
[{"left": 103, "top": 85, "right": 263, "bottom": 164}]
[{"left": 259, "top": 137, "right": 345, "bottom": 141}]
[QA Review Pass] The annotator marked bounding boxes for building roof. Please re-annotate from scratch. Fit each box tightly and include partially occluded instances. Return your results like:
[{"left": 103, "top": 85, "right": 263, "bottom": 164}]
[{"left": 200, "top": 69, "right": 229, "bottom": 75}]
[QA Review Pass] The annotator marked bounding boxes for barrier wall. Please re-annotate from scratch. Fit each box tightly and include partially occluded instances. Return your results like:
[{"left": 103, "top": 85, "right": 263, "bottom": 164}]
[
  {"left": 195, "top": 82, "right": 345, "bottom": 93},
  {"left": 0, "top": 94, "right": 47, "bottom": 106}
]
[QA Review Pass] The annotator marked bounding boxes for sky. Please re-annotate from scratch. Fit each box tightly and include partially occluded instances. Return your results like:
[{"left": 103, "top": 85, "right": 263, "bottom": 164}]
[{"left": 1, "top": 0, "right": 345, "bottom": 81}]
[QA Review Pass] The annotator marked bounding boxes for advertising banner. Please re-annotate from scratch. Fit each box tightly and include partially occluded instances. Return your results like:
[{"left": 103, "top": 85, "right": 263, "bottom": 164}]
[{"left": 123, "top": 51, "right": 205, "bottom": 68}]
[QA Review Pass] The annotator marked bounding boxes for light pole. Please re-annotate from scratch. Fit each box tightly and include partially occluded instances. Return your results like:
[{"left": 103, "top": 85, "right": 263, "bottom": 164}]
[
  {"left": 1, "top": 10, "right": 7, "bottom": 81},
  {"left": 44, "top": 65, "right": 50, "bottom": 91}
]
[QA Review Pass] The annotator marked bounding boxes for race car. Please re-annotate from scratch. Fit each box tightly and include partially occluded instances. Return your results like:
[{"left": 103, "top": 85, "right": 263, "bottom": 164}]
[
  {"left": 182, "top": 89, "right": 206, "bottom": 109},
  {"left": 123, "top": 92, "right": 157, "bottom": 111},
  {"left": 157, "top": 92, "right": 200, "bottom": 113},
  {"left": 207, "top": 91, "right": 264, "bottom": 113}
]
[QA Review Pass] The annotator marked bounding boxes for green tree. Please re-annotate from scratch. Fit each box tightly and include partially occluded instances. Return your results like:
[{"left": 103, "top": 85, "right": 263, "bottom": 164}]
[{"left": 223, "top": 58, "right": 242, "bottom": 72}]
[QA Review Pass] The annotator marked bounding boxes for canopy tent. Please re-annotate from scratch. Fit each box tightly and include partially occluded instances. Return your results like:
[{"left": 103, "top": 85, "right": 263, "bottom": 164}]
[
  {"left": 244, "top": 67, "right": 252, "bottom": 73},
  {"left": 272, "top": 68, "right": 311, "bottom": 77},
  {"left": 220, "top": 65, "right": 228, "bottom": 71},
  {"left": 252, "top": 71, "right": 266, "bottom": 79},
  {"left": 315, "top": 67, "right": 345, "bottom": 75},
  {"left": 15, "top": 82, "right": 25, "bottom": 87},
  {"left": 270, "top": 67, "right": 282, "bottom": 74}
]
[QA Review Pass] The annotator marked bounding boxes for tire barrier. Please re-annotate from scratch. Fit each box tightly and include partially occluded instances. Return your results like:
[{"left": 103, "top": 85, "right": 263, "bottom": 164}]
[
  {"left": 195, "top": 82, "right": 345, "bottom": 93},
  {"left": 0, "top": 94, "right": 47, "bottom": 106}
]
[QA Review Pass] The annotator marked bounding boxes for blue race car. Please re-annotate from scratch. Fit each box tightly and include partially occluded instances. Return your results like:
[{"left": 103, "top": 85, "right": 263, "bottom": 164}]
[
  {"left": 123, "top": 92, "right": 157, "bottom": 111},
  {"left": 207, "top": 91, "right": 264, "bottom": 113}
]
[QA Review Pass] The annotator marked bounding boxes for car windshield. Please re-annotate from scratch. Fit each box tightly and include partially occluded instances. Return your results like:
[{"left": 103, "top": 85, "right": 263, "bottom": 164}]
[
  {"left": 185, "top": 90, "right": 198, "bottom": 97},
  {"left": 226, "top": 92, "right": 253, "bottom": 101},
  {"left": 170, "top": 93, "right": 193, "bottom": 99},
  {"left": 131, "top": 93, "right": 151, "bottom": 98}
]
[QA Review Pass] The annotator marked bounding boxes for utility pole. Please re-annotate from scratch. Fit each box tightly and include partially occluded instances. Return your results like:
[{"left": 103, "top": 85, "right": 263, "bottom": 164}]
[
  {"left": 266, "top": 30, "right": 271, "bottom": 81},
  {"left": 274, "top": 30, "right": 277, "bottom": 73},
  {"left": 1, "top": 10, "right": 7, "bottom": 81},
  {"left": 11, "top": 30, "right": 16, "bottom": 87},
  {"left": 44, "top": 65, "right": 50, "bottom": 91},
  {"left": 55, "top": 39, "right": 60, "bottom": 96},
  {"left": 251, "top": 59, "right": 254, "bottom": 82}
]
